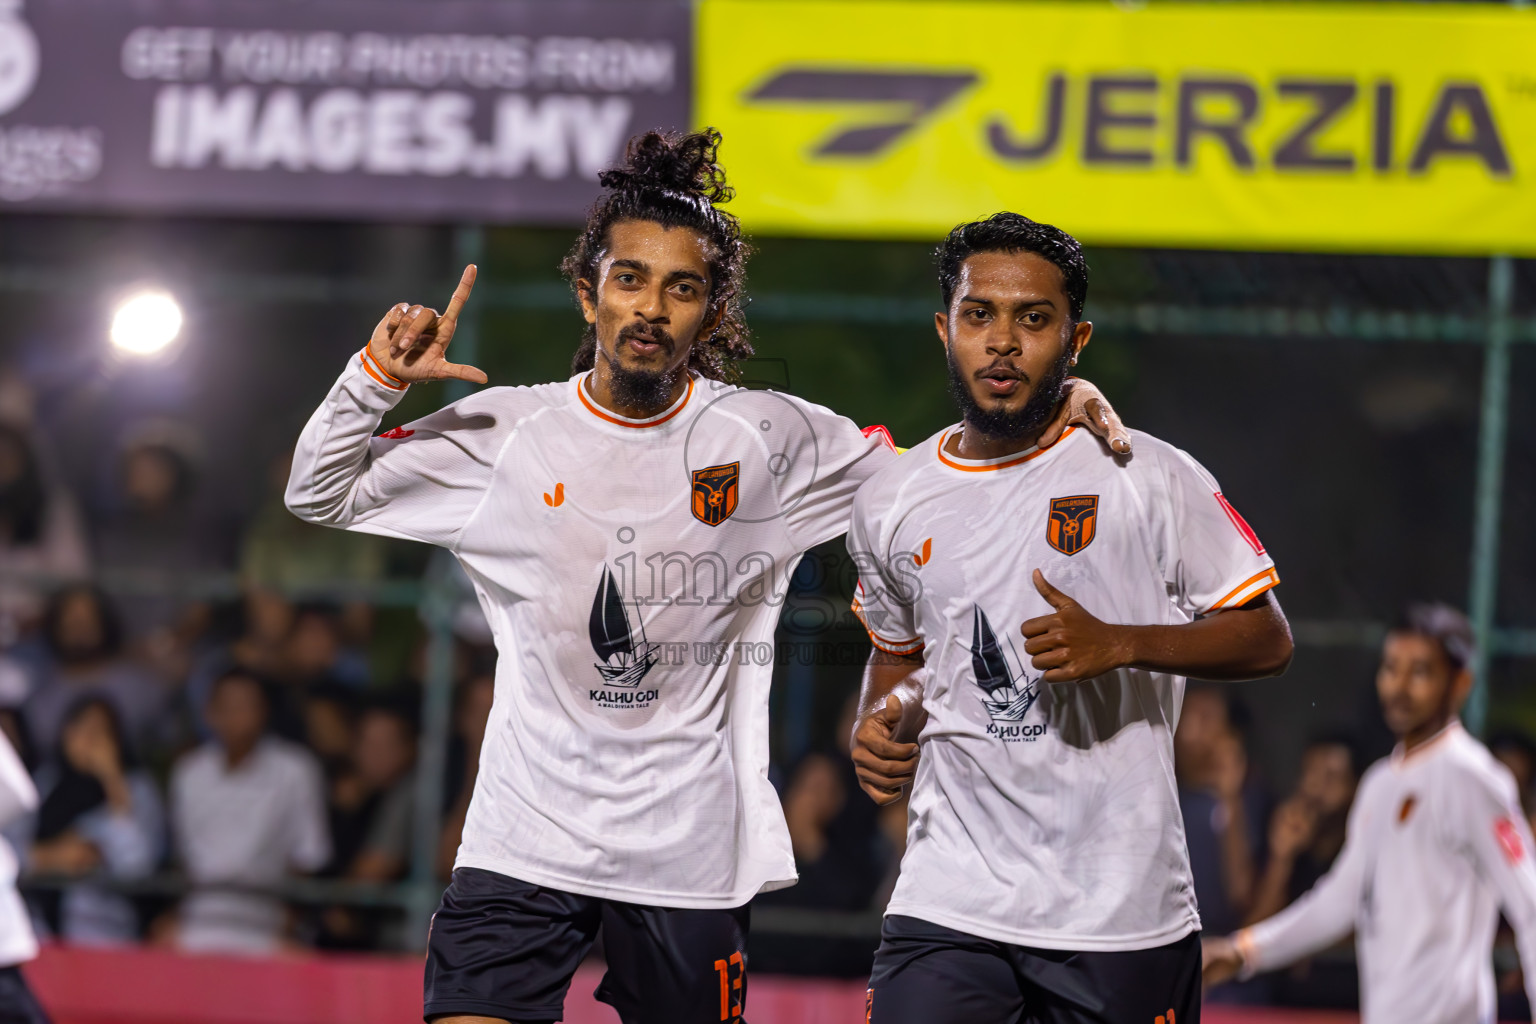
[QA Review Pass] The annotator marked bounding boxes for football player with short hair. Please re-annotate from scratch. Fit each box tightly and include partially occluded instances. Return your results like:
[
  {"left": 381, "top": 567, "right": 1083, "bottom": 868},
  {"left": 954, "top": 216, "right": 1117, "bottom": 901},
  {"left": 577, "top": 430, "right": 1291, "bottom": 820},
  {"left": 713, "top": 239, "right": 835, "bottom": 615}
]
[
  {"left": 1204, "top": 603, "right": 1536, "bottom": 1024},
  {"left": 849, "top": 212, "right": 1293, "bottom": 1024}
]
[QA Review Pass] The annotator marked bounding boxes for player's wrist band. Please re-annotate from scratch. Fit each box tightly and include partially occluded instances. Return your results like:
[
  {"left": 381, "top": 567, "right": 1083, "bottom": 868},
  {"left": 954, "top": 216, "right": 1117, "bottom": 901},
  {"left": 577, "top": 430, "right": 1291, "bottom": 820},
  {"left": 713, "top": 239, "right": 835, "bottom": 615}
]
[{"left": 359, "top": 347, "right": 408, "bottom": 391}]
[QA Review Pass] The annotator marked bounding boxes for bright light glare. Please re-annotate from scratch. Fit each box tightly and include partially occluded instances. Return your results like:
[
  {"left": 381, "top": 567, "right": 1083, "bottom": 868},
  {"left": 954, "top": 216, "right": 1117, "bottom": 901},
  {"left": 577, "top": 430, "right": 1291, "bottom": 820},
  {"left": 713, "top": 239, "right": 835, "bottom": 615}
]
[{"left": 110, "top": 291, "right": 183, "bottom": 356}]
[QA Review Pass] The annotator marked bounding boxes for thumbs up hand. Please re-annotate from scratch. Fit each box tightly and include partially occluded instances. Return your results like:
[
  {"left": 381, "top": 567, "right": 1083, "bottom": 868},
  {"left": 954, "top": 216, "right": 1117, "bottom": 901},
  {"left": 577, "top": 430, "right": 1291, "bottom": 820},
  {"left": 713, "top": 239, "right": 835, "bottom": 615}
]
[{"left": 1019, "top": 569, "right": 1131, "bottom": 683}]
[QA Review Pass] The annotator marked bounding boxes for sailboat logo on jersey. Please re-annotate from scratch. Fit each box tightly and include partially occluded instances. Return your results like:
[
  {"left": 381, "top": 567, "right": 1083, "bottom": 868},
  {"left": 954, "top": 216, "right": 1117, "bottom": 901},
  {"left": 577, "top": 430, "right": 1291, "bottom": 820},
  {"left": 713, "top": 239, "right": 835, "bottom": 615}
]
[
  {"left": 691, "top": 462, "right": 740, "bottom": 526},
  {"left": 971, "top": 606, "right": 1045, "bottom": 742},
  {"left": 588, "top": 564, "right": 663, "bottom": 709},
  {"left": 1046, "top": 494, "right": 1098, "bottom": 556}
]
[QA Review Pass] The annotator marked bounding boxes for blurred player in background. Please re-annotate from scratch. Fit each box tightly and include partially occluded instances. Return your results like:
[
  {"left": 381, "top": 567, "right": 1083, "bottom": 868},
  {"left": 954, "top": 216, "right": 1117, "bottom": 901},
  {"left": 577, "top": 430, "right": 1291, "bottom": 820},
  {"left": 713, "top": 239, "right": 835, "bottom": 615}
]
[
  {"left": 286, "top": 132, "right": 1125, "bottom": 1024},
  {"left": 1204, "top": 603, "right": 1536, "bottom": 1023},
  {"left": 848, "top": 212, "right": 1293, "bottom": 1024},
  {"left": 0, "top": 731, "right": 46, "bottom": 1023}
]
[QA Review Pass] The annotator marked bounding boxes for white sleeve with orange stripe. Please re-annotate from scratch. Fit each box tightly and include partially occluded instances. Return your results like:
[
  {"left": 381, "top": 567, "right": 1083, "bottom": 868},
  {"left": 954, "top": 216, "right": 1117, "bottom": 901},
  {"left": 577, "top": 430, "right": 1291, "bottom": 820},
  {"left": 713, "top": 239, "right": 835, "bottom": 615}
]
[
  {"left": 285, "top": 350, "right": 501, "bottom": 549},
  {"left": 1158, "top": 446, "right": 1279, "bottom": 617},
  {"left": 846, "top": 481, "right": 923, "bottom": 657}
]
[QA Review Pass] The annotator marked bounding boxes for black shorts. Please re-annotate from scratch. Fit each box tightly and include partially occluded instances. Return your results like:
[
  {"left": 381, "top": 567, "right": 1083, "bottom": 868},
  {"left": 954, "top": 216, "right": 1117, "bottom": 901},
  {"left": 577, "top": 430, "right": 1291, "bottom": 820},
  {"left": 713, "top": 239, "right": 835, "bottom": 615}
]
[
  {"left": 423, "top": 867, "right": 750, "bottom": 1024},
  {"left": 867, "top": 915, "right": 1200, "bottom": 1024},
  {"left": 0, "top": 966, "right": 51, "bottom": 1024}
]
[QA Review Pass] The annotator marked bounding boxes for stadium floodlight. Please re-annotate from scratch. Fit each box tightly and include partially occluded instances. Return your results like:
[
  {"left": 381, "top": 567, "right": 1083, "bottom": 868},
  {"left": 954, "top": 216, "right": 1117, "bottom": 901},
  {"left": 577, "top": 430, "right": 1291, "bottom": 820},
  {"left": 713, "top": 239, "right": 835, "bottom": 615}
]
[{"left": 110, "top": 290, "right": 183, "bottom": 356}]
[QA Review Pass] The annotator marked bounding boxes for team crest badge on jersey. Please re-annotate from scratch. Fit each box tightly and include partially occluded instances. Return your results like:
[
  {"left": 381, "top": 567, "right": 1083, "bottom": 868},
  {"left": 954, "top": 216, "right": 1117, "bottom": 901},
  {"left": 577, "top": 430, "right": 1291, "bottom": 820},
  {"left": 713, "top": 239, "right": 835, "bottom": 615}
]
[
  {"left": 971, "top": 606, "right": 1045, "bottom": 742},
  {"left": 691, "top": 462, "right": 740, "bottom": 527},
  {"left": 1046, "top": 494, "right": 1098, "bottom": 556}
]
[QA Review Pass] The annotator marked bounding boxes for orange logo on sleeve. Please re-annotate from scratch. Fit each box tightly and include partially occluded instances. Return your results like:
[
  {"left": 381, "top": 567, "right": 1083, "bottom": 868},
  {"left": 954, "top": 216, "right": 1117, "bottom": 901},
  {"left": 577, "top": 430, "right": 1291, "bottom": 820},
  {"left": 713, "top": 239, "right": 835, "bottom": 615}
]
[
  {"left": 913, "top": 538, "right": 932, "bottom": 566},
  {"left": 543, "top": 483, "right": 564, "bottom": 507}
]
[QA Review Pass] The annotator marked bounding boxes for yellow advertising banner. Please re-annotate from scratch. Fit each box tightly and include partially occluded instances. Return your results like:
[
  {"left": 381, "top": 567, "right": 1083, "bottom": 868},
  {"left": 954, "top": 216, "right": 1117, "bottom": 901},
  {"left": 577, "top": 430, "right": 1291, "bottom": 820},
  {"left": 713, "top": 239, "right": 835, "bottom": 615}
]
[{"left": 698, "top": 1, "right": 1536, "bottom": 254}]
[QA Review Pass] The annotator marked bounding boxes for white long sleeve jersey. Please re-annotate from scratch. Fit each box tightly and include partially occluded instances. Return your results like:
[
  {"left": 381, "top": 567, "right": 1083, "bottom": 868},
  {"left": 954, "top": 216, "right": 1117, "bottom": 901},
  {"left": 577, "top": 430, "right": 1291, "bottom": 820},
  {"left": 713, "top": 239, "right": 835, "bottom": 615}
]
[
  {"left": 0, "top": 733, "right": 37, "bottom": 967},
  {"left": 287, "top": 352, "right": 891, "bottom": 907},
  {"left": 1239, "top": 722, "right": 1536, "bottom": 1024}
]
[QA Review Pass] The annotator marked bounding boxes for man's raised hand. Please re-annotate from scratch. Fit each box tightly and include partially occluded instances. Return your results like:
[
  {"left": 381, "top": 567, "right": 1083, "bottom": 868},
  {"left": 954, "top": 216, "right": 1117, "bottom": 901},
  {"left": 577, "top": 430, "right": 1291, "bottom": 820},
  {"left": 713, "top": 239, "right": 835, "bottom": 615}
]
[
  {"left": 367, "top": 265, "right": 489, "bottom": 385},
  {"left": 1020, "top": 570, "right": 1132, "bottom": 682}
]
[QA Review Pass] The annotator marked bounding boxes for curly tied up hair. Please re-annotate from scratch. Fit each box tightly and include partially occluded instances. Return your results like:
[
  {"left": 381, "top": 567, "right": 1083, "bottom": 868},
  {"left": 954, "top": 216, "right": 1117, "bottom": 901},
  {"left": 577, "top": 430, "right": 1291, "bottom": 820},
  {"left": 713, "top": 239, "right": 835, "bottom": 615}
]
[
  {"left": 562, "top": 128, "right": 753, "bottom": 382},
  {"left": 936, "top": 212, "right": 1088, "bottom": 321}
]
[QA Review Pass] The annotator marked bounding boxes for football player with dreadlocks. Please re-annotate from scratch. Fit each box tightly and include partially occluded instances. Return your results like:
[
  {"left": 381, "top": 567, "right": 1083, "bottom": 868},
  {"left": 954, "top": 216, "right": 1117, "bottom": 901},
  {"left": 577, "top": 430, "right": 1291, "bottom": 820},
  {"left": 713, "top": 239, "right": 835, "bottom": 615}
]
[{"left": 286, "top": 130, "right": 1125, "bottom": 1024}]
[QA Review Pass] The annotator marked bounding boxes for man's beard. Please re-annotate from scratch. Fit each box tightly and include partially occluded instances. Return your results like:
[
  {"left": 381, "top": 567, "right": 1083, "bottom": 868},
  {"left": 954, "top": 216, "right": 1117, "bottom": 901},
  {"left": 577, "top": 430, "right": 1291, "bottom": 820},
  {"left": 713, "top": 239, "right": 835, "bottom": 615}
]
[
  {"left": 603, "top": 323, "right": 685, "bottom": 411},
  {"left": 945, "top": 344, "right": 1073, "bottom": 444}
]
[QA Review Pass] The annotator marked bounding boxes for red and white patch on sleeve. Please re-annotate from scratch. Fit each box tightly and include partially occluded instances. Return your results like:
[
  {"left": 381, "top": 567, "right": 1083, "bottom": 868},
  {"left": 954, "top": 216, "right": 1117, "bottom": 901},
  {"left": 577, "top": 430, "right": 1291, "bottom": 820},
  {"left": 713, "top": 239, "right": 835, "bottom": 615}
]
[
  {"left": 861, "top": 424, "right": 897, "bottom": 452},
  {"left": 1496, "top": 817, "right": 1526, "bottom": 865},
  {"left": 377, "top": 426, "right": 415, "bottom": 440},
  {"left": 1215, "top": 492, "right": 1266, "bottom": 556}
]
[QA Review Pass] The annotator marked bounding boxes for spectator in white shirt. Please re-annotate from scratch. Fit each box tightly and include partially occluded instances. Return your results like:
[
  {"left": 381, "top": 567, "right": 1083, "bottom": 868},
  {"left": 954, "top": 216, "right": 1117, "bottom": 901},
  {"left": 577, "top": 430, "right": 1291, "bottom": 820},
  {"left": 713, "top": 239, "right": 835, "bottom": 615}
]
[{"left": 170, "top": 669, "right": 329, "bottom": 955}]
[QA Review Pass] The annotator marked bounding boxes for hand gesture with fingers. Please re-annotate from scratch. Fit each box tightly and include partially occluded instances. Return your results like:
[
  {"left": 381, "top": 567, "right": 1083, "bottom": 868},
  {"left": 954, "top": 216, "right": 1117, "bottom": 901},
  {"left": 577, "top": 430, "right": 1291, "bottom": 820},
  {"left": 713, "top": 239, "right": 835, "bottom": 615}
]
[
  {"left": 367, "top": 265, "right": 489, "bottom": 385},
  {"left": 1020, "top": 570, "right": 1131, "bottom": 682},
  {"left": 851, "top": 695, "right": 921, "bottom": 806},
  {"left": 1037, "top": 379, "right": 1132, "bottom": 455}
]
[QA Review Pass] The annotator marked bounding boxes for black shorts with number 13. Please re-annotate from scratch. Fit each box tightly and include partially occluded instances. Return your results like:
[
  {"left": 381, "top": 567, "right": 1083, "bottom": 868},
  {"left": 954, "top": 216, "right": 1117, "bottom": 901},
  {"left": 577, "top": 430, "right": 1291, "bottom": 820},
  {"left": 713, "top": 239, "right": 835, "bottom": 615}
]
[{"left": 424, "top": 867, "right": 749, "bottom": 1024}]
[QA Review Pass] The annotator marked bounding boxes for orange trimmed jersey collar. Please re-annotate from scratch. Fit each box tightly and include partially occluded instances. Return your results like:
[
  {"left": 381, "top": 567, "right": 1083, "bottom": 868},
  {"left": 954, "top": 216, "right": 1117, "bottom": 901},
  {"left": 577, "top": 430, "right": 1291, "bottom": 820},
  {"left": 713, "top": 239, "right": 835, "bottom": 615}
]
[
  {"left": 935, "top": 425, "right": 1076, "bottom": 472},
  {"left": 576, "top": 372, "right": 695, "bottom": 428}
]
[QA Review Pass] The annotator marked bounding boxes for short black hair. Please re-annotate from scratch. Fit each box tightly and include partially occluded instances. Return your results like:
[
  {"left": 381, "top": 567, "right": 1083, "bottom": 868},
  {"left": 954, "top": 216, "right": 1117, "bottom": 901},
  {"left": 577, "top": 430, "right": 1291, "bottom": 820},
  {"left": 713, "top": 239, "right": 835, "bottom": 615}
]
[
  {"left": 1392, "top": 602, "right": 1475, "bottom": 672},
  {"left": 563, "top": 127, "right": 753, "bottom": 382},
  {"left": 936, "top": 212, "right": 1088, "bottom": 320},
  {"left": 58, "top": 695, "right": 138, "bottom": 771},
  {"left": 42, "top": 584, "right": 124, "bottom": 661}
]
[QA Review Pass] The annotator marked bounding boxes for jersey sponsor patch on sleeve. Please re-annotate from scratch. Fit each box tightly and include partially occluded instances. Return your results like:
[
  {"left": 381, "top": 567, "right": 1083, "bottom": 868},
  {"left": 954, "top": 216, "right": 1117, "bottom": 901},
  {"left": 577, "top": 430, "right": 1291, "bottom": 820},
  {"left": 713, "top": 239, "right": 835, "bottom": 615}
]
[
  {"left": 1496, "top": 817, "right": 1526, "bottom": 865},
  {"left": 377, "top": 426, "right": 415, "bottom": 439},
  {"left": 861, "top": 424, "right": 898, "bottom": 452},
  {"left": 1215, "top": 492, "right": 1266, "bottom": 556}
]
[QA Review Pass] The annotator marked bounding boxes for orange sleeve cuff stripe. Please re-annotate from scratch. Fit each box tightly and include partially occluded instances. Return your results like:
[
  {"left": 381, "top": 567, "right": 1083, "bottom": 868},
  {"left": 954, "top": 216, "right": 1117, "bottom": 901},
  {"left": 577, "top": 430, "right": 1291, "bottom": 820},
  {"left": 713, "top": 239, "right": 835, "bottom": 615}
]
[
  {"left": 359, "top": 348, "right": 407, "bottom": 391},
  {"left": 851, "top": 600, "right": 923, "bottom": 654},
  {"left": 867, "top": 633, "right": 924, "bottom": 656},
  {"left": 1207, "top": 568, "right": 1280, "bottom": 613}
]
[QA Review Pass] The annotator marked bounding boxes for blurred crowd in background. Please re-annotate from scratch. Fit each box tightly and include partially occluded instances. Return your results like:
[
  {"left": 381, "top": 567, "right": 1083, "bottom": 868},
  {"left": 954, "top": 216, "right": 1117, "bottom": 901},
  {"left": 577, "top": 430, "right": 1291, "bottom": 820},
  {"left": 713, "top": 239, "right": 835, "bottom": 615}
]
[
  {"left": 0, "top": 355, "right": 1532, "bottom": 1014},
  {"left": 0, "top": 366, "right": 495, "bottom": 954}
]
